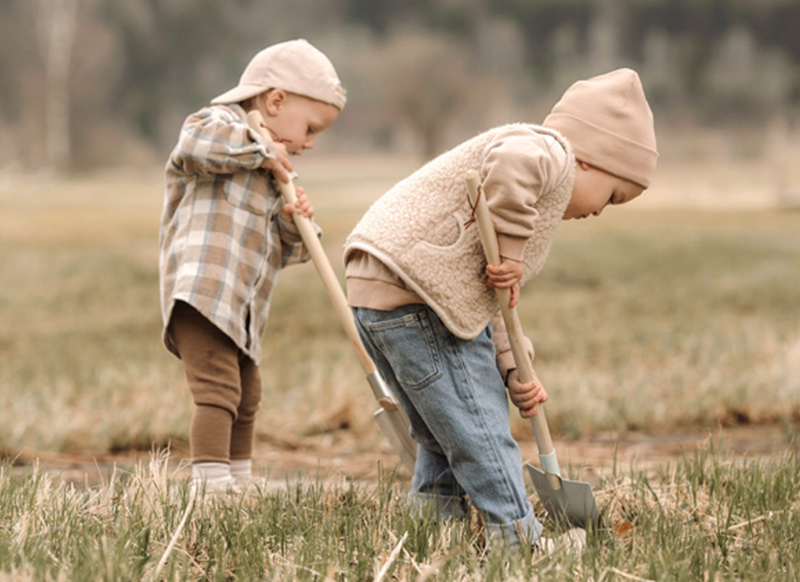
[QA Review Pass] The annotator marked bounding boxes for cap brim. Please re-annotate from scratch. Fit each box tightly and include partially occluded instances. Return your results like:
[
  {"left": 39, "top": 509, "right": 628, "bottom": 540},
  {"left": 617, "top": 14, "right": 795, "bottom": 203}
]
[{"left": 210, "top": 84, "right": 268, "bottom": 105}]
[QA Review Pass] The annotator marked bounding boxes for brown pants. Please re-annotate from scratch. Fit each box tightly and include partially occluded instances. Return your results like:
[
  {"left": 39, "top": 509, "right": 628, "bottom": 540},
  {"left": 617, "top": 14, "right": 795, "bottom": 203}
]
[{"left": 168, "top": 301, "right": 262, "bottom": 464}]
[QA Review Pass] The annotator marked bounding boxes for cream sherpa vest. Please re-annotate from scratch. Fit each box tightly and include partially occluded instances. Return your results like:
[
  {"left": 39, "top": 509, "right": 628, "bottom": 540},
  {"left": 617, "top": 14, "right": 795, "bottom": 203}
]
[{"left": 344, "top": 124, "right": 575, "bottom": 339}]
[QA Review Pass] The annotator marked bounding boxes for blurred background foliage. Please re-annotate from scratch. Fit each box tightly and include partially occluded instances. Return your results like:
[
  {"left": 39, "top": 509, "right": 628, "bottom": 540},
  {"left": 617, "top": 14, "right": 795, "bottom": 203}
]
[{"left": 2, "top": 0, "right": 800, "bottom": 172}]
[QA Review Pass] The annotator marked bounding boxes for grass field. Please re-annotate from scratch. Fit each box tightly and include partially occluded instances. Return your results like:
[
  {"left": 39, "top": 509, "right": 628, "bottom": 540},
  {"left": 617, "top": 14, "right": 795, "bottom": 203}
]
[
  {"left": 0, "top": 157, "right": 799, "bottom": 579},
  {"left": 1, "top": 448, "right": 798, "bottom": 581},
  {"left": 1, "top": 159, "right": 798, "bottom": 456}
]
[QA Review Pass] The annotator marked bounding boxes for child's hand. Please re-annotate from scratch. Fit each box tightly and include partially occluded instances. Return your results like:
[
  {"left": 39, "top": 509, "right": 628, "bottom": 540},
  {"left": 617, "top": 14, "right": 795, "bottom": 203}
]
[
  {"left": 506, "top": 369, "right": 548, "bottom": 419},
  {"left": 263, "top": 142, "right": 294, "bottom": 184},
  {"left": 486, "top": 259, "right": 524, "bottom": 307},
  {"left": 280, "top": 186, "right": 314, "bottom": 220}
]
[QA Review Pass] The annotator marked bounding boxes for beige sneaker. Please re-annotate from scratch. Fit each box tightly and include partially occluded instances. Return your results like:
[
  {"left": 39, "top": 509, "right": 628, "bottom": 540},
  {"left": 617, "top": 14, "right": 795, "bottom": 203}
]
[
  {"left": 190, "top": 478, "right": 243, "bottom": 498},
  {"left": 533, "top": 528, "right": 587, "bottom": 556}
]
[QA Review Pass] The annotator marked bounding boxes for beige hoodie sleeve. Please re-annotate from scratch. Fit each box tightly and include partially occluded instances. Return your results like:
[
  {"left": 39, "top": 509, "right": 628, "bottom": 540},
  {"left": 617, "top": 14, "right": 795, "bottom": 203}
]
[
  {"left": 481, "top": 126, "right": 567, "bottom": 262},
  {"left": 482, "top": 126, "right": 564, "bottom": 380}
]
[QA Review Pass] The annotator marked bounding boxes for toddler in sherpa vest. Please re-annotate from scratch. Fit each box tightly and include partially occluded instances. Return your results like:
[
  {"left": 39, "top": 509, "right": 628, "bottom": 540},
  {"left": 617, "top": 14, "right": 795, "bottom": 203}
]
[
  {"left": 344, "top": 69, "right": 658, "bottom": 549},
  {"left": 159, "top": 39, "right": 346, "bottom": 492}
]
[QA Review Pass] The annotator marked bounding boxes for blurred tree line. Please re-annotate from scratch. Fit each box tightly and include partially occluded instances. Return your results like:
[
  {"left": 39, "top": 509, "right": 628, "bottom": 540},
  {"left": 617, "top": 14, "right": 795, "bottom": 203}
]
[{"left": 1, "top": 0, "right": 799, "bottom": 171}]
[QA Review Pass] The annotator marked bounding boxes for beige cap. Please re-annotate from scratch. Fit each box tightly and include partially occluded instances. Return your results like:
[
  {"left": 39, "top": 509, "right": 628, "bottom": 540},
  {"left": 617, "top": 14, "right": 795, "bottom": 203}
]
[
  {"left": 211, "top": 39, "right": 347, "bottom": 110},
  {"left": 543, "top": 68, "right": 658, "bottom": 188}
]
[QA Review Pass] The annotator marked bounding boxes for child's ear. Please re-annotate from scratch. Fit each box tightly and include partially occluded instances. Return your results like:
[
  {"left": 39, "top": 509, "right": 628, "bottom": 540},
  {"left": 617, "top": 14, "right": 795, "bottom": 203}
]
[
  {"left": 264, "top": 89, "right": 287, "bottom": 117},
  {"left": 577, "top": 160, "right": 592, "bottom": 172}
]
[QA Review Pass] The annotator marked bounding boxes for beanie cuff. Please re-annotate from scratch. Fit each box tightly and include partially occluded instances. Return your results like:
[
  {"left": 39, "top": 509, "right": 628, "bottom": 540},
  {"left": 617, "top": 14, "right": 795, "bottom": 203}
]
[{"left": 544, "top": 113, "right": 657, "bottom": 188}]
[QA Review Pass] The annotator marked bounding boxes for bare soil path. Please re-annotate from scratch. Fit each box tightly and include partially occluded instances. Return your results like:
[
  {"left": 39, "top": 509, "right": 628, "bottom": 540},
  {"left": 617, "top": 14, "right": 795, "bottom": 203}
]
[{"left": 10, "top": 424, "right": 797, "bottom": 487}]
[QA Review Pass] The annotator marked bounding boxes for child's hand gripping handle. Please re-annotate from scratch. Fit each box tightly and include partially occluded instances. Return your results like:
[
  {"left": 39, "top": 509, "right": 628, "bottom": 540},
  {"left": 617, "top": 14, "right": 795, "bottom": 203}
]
[
  {"left": 246, "top": 110, "right": 396, "bottom": 410},
  {"left": 464, "top": 170, "right": 562, "bottom": 491}
]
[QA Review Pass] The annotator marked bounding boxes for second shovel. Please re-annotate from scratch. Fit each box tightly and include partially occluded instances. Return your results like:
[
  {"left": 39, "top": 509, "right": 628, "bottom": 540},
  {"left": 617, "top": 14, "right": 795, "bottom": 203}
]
[
  {"left": 247, "top": 110, "right": 417, "bottom": 472},
  {"left": 465, "top": 170, "right": 600, "bottom": 530}
]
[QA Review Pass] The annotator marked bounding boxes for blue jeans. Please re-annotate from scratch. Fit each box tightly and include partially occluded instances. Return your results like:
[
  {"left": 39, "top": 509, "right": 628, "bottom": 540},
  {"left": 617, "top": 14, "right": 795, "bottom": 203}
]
[{"left": 353, "top": 304, "right": 542, "bottom": 546}]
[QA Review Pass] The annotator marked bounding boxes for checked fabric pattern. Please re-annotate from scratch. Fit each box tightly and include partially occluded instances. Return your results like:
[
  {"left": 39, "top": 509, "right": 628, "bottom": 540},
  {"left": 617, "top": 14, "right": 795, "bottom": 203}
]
[{"left": 159, "top": 103, "right": 318, "bottom": 362}]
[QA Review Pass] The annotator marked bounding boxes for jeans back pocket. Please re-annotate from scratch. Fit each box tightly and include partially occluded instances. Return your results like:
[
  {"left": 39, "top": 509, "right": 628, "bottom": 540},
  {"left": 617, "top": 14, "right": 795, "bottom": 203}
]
[{"left": 365, "top": 308, "right": 442, "bottom": 391}]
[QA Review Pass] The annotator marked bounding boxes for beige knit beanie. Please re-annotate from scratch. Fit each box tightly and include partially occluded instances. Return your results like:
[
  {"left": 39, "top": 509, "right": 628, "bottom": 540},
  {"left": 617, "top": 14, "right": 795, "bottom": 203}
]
[
  {"left": 543, "top": 68, "right": 657, "bottom": 188},
  {"left": 211, "top": 39, "right": 347, "bottom": 110}
]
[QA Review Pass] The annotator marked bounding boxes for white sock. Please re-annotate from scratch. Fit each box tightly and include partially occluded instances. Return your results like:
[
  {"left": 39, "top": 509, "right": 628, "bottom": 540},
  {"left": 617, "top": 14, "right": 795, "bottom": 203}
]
[
  {"left": 230, "top": 459, "right": 252, "bottom": 479},
  {"left": 192, "top": 462, "right": 232, "bottom": 484}
]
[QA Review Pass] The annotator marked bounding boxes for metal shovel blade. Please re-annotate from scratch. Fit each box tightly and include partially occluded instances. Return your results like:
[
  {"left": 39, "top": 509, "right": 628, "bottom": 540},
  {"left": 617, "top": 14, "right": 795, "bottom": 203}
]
[
  {"left": 367, "top": 370, "right": 417, "bottom": 473},
  {"left": 526, "top": 463, "right": 601, "bottom": 530},
  {"left": 374, "top": 408, "right": 417, "bottom": 473}
]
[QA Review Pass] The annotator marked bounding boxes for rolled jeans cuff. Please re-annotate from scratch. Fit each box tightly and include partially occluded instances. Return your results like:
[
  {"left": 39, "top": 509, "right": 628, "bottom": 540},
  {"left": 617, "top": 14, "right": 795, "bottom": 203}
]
[
  {"left": 483, "top": 510, "right": 543, "bottom": 548},
  {"left": 407, "top": 491, "right": 469, "bottom": 521}
]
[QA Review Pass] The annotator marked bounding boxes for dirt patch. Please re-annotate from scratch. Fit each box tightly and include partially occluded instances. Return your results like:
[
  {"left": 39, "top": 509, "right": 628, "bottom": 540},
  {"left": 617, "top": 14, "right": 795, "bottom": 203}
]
[
  {"left": 545, "top": 424, "right": 797, "bottom": 483},
  {"left": 8, "top": 424, "right": 797, "bottom": 487}
]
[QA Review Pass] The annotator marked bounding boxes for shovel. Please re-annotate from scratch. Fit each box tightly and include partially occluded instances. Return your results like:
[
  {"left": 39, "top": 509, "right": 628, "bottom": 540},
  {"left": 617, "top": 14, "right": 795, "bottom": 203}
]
[
  {"left": 247, "top": 111, "right": 417, "bottom": 472},
  {"left": 464, "top": 170, "right": 600, "bottom": 530}
]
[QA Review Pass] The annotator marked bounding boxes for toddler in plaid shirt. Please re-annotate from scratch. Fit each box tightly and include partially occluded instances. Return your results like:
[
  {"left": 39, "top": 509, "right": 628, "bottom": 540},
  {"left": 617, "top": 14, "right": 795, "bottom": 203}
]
[{"left": 159, "top": 39, "right": 346, "bottom": 491}]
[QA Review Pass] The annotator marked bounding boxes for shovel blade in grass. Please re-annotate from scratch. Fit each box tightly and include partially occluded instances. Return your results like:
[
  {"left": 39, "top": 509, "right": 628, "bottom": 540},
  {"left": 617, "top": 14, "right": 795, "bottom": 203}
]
[
  {"left": 527, "top": 464, "right": 601, "bottom": 530},
  {"left": 375, "top": 408, "right": 417, "bottom": 472},
  {"left": 368, "top": 370, "right": 418, "bottom": 472},
  {"left": 464, "top": 170, "right": 600, "bottom": 531}
]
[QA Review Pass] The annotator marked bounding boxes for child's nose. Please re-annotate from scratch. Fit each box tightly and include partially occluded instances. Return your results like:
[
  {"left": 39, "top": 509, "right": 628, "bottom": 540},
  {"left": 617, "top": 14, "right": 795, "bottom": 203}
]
[{"left": 303, "top": 136, "right": 315, "bottom": 150}]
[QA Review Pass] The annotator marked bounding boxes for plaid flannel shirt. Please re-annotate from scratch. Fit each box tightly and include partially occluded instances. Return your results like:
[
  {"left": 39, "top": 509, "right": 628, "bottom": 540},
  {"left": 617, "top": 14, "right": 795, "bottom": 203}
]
[{"left": 159, "top": 103, "right": 318, "bottom": 363}]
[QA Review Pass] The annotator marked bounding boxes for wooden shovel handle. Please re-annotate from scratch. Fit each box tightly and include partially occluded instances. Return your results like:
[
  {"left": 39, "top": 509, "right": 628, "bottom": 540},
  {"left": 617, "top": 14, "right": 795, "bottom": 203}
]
[
  {"left": 464, "top": 171, "right": 558, "bottom": 462},
  {"left": 246, "top": 111, "right": 380, "bottom": 381}
]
